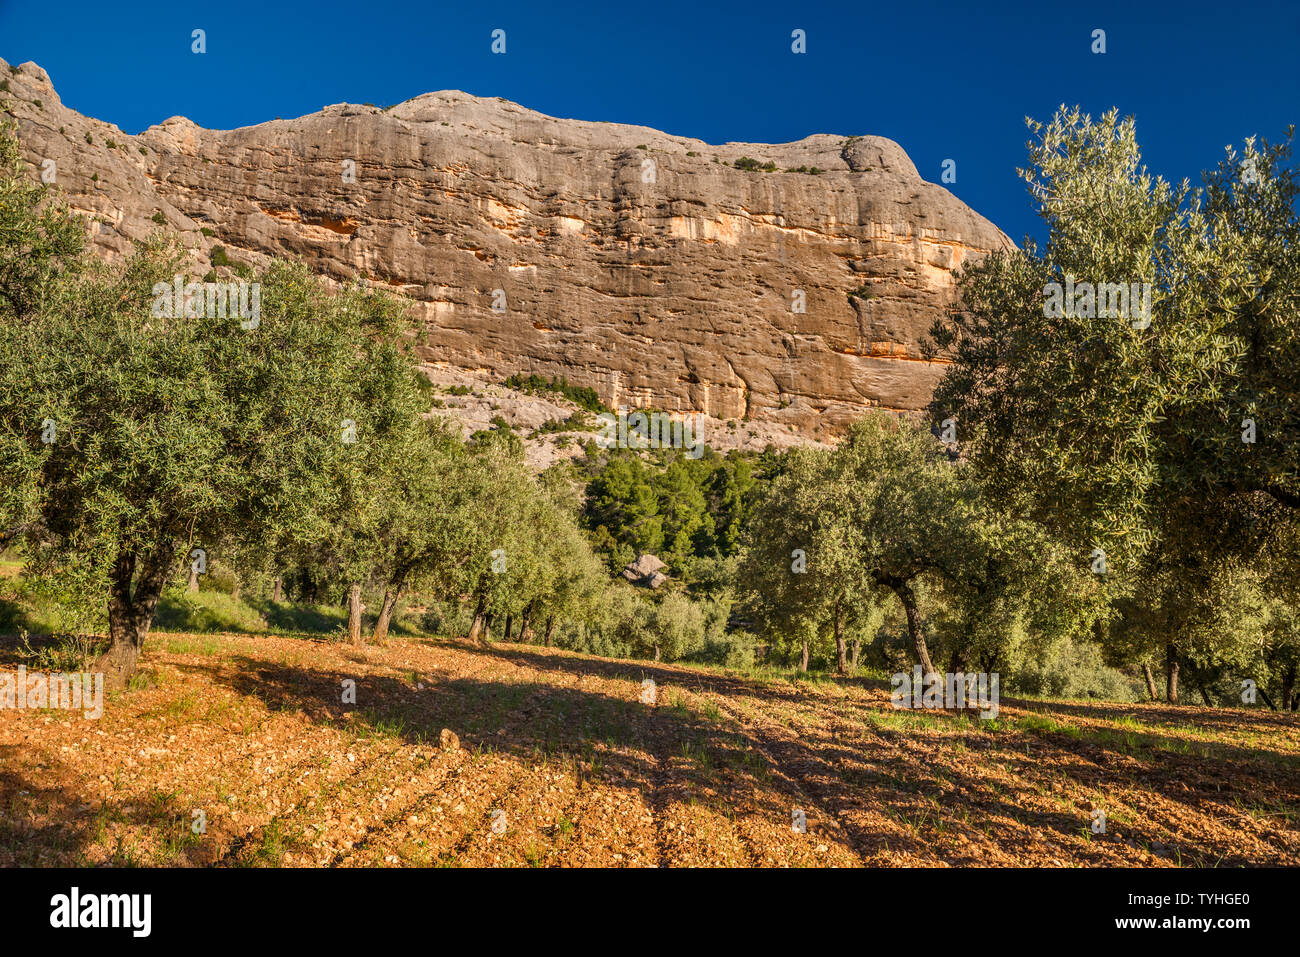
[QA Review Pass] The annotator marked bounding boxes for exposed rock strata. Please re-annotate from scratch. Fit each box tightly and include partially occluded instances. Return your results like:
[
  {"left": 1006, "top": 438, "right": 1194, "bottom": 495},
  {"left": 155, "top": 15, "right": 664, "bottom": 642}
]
[{"left": 2, "top": 58, "right": 1012, "bottom": 435}]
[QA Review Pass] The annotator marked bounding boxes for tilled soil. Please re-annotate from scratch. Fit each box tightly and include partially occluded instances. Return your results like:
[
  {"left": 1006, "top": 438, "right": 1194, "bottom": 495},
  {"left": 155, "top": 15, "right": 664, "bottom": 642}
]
[{"left": 1, "top": 632, "right": 1297, "bottom": 867}]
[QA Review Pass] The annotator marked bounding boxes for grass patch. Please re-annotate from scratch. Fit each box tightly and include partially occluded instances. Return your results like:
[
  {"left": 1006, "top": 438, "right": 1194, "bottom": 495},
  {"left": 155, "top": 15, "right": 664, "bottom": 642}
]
[
  {"left": 156, "top": 589, "right": 268, "bottom": 634},
  {"left": 1014, "top": 713, "right": 1083, "bottom": 738}
]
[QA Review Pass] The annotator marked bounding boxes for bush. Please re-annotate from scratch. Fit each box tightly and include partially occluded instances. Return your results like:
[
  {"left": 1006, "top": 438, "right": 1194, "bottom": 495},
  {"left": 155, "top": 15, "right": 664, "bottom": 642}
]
[
  {"left": 503, "top": 373, "right": 607, "bottom": 413},
  {"left": 16, "top": 631, "right": 107, "bottom": 671},
  {"left": 1008, "top": 636, "right": 1140, "bottom": 701},
  {"left": 3, "top": 559, "right": 107, "bottom": 637},
  {"left": 688, "top": 630, "right": 757, "bottom": 670},
  {"left": 203, "top": 560, "right": 243, "bottom": 596},
  {"left": 639, "top": 591, "right": 707, "bottom": 660},
  {"left": 532, "top": 410, "right": 593, "bottom": 437},
  {"left": 418, "top": 598, "right": 472, "bottom": 637}
]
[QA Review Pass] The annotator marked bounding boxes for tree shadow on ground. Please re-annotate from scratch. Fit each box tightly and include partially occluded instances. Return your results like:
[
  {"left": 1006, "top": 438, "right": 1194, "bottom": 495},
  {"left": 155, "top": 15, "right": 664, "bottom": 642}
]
[
  {"left": 0, "top": 745, "right": 239, "bottom": 867},
  {"left": 11, "top": 633, "right": 1296, "bottom": 866},
  {"left": 175, "top": 652, "right": 944, "bottom": 863},
  {"left": 461, "top": 641, "right": 857, "bottom": 709},
  {"left": 1016, "top": 694, "right": 1300, "bottom": 732}
]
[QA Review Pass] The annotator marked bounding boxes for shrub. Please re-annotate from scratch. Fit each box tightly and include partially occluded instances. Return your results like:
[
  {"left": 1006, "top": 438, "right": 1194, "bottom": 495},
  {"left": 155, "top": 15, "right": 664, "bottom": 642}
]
[
  {"left": 638, "top": 591, "right": 707, "bottom": 661},
  {"left": 532, "top": 410, "right": 593, "bottom": 437},
  {"left": 202, "top": 560, "right": 243, "bottom": 596},
  {"left": 689, "top": 630, "right": 758, "bottom": 670},
  {"left": 1008, "top": 636, "right": 1140, "bottom": 701},
  {"left": 418, "top": 598, "right": 471, "bottom": 637},
  {"left": 503, "top": 373, "right": 607, "bottom": 413},
  {"left": 17, "top": 631, "right": 107, "bottom": 671}
]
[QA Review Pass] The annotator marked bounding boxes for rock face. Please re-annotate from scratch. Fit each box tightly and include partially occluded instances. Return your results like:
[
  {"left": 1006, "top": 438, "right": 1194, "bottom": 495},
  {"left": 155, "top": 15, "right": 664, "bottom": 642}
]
[
  {"left": 623, "top": 554, "right": 669, "bottom": 589},
  {"left": 2, "top": 58, "right": 1012, "bottom": 435}
]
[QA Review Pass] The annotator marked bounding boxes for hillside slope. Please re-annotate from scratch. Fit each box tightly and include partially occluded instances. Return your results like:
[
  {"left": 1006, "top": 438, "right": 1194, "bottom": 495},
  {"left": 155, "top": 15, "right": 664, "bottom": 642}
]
[{"left": 1, "top": 631, "right": 1296, "bottom": 867}]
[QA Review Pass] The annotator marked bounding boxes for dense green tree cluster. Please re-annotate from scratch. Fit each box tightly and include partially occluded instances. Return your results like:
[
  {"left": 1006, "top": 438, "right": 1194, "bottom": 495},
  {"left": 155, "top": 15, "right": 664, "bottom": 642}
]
[
  {"left": 738, "top": 414, "right": 1103, "bottom": 679},
  {"left": 581, "top": 447, "right": 760, "bottom": 577}
]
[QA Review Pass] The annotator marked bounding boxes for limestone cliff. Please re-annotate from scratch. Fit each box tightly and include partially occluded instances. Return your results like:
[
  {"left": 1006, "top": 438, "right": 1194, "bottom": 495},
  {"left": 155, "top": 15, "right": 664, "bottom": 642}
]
[{"left": 2, "top": 58, "right": 1012, "bottom": 437}]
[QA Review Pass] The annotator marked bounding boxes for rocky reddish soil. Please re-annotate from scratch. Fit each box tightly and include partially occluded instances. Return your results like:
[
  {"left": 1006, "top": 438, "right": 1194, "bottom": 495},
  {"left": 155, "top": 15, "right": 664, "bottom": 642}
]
[{"left": 2, "top": 632, "right": 1296, "bottom": 867}]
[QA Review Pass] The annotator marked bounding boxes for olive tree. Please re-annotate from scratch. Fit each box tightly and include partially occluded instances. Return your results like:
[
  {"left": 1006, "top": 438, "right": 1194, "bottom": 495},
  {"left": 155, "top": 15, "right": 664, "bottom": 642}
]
[
  {"left": 933, "top": 106, "right": 1300, "bottom": 572},
  {"left": 1, "top": 189, "right": 411, "bottom": 687}
]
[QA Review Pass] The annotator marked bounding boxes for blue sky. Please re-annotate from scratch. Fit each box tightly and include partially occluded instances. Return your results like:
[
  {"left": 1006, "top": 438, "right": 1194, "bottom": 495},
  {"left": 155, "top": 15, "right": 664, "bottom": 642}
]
[{"left": 2, "top": 0, "right": 1296, "bottom": 243}]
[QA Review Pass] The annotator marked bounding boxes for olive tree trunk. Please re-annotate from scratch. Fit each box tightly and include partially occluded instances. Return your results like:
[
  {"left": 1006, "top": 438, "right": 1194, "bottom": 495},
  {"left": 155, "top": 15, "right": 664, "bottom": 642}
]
[
  {"left": 882, "top": 577, "right": 936, "bottom": 678},
  {"left": 832, "top": 598, "right": 847, "bottom": 676},
  {"left": 95, "top": 545, "right": 177, "bottom": 691},
  {"left": 1165, "top": 642, "right": 1180, "bottom": 704},
  {"left": 371, "top": 582, "right": 403, "bottom": 644},
  {"left": 1143, "top": 663, "right": 1159, "bottom": 701},
  {"left": 1281, "top": 665, "right": 1296, "bottom": 713},
  {"left": 347, "top": 584, "right": 363, "bottom": 645},
  {"left": 467, "top": 597, "right": 485, "bottom": 643},
  {"left": 1197, "top": 679, "right": 1214, "bottom": 707}
]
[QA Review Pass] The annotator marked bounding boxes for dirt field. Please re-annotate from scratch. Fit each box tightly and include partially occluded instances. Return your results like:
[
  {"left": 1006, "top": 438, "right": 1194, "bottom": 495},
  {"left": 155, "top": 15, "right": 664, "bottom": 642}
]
[{"left": 2, "top": 632, "right": 1297, "bottom": 867}]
